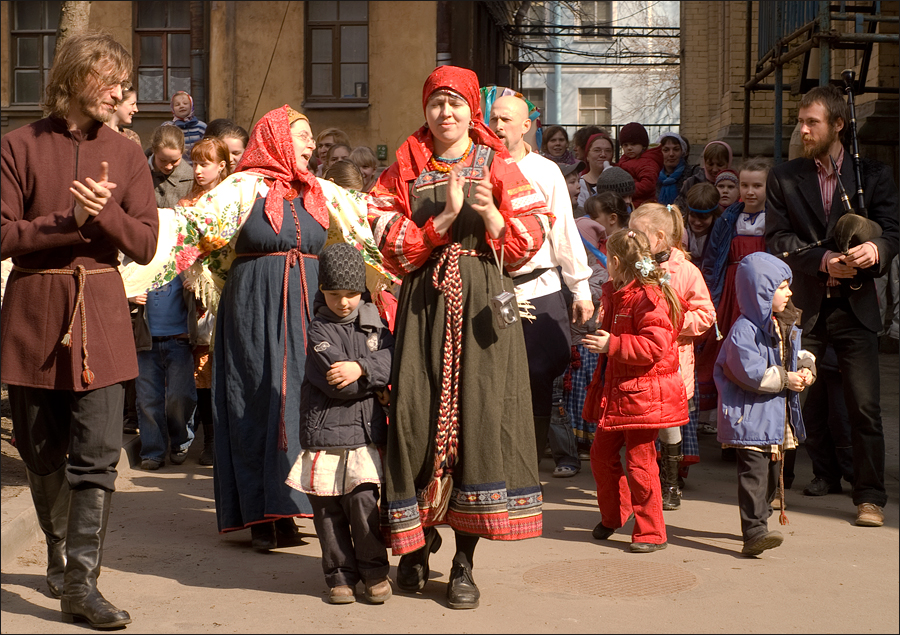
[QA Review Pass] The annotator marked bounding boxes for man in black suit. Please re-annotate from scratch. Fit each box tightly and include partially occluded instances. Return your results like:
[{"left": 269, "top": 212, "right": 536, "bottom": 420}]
[{"left": 766, "top": 84, "right": 898, "bottom": 528}]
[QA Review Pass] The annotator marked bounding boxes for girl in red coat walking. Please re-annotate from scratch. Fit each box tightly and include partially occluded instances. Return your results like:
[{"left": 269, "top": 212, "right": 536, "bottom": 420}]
[{"left": 582, "top": 229, "right": 689, "bottom": 552}]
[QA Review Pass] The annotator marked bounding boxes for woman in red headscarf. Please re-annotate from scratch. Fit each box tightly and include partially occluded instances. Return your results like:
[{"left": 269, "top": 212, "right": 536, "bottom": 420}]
[
  {"left": 212, "top": 105, "right": 326, "bottom": 550},
  {"left": 367, "top": 66, "right": 554, "bottom": 609}
]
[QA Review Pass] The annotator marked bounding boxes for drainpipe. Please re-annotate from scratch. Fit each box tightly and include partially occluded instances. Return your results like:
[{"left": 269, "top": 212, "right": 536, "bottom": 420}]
[
  {"left": 550, "top": 1, "right": 562, "bottom": 124},
  {"left": 742, "top": 0, "right": 752, "bottom": 159},
  {"left": 436, "top": 1, "right": 452, "bottom": 66},
  {"left": 774, "top": 2, "right": 783, "bottom": 164},
  {"left": 819, "top": 0, "right": 831, "bottom": 84},
  {"left": 190, "top": 1, "right": 206, "bottom": 121}
]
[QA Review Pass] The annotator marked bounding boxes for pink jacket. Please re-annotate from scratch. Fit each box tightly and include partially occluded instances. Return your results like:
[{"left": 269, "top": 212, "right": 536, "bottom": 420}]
[{"left": 660, "top": 248, "right": 716, "bottom": 399}]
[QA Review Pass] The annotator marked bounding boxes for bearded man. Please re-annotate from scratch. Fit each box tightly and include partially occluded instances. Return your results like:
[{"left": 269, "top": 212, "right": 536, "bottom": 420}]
[
  {"left": 766, "top": 84, "right": 898, "bottom": 528},
  {"left": 2, "top": 32, "right": 158, "bottom": 628}
]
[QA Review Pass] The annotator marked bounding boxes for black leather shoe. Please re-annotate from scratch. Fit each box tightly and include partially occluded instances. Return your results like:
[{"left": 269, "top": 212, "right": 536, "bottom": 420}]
[
  {"left": 446, "top": 561, "right": 480, "bottom": 609},
  {"left": 397, "top": 528, "right": 442, "bottom": 592},
  {"left": 803, "top": 477, "right": 841, "bottom": 496},
  {"left": 273, "top": 518, "right": 307, "bottom": 547},
  {"left": 250, "top": 522, "right": 277, "bottom": 552},
  {"left": 591, "top": 522, "right": 615, "bottom": 540}
]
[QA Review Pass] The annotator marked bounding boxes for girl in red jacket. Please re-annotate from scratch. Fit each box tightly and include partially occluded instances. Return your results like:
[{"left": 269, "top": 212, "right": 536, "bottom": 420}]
[
  {"left": 629, "top": 203, "right": 716, "bottom": 510},
  {"left": 582, "top": 228, "right": 689, "bottom": 552}
]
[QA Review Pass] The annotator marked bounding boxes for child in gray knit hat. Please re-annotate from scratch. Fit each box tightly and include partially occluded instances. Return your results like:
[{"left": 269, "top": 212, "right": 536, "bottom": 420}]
[
  {"left": 596, "top": 166, "right": 636, "bottom": 214},
  {"left": 286, "top": 242, "right": 395, "bottom": 605}
]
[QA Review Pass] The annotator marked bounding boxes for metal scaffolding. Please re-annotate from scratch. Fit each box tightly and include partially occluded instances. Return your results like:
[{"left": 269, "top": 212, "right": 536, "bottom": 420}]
[{"left": 742, "top": 0, "right": 899, "bottom": 162}]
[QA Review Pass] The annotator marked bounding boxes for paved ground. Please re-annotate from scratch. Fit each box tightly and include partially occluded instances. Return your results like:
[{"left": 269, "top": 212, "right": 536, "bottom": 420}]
[{"left": 1, "top": 354, "right": 898, "bottom": 633}]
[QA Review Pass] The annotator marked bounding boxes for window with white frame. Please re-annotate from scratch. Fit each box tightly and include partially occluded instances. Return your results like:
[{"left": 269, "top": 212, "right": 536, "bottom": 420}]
[
  {"left": 133, "top": 1, "right": 191, "bottom": 103},
  {"left": 10, "top": 1, "right": 61, "bottom": 104},
  {"left": 577, "top": 1, "right": 613, "bottom": 38},
  {"left": 578, "top": 88, "right": 612, "bottom": 126},
  {"left": 306, "top": 1, "right": 369, "bottom": 103},
  {"left": 521, "top": 88, "right": 545, "bottom": 118}
]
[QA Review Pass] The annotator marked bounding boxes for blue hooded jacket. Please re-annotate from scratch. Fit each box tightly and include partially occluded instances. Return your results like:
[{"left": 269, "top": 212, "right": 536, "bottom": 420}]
[{"left": 714, "top": 252, "right": 809, "bottom": 446}]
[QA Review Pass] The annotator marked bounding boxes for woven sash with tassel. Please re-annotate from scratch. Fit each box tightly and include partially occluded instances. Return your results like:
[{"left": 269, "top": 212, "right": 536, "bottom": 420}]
[{"left": 422, "top": 243, "right": 482, "bottom": 522}]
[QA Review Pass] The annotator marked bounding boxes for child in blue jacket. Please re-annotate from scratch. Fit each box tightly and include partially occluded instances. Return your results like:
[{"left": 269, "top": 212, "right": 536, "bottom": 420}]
[
  {"left": 714, "top": 252, "right": 815, "bottom": 557},
  {"left": 285, "top": 243, "right": 394, "bottom": 605}
]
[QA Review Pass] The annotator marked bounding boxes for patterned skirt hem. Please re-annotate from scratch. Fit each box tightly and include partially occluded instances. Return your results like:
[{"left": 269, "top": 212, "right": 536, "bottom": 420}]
[{"left": 382, "top": 487, "right": 543, "bottom": 556}]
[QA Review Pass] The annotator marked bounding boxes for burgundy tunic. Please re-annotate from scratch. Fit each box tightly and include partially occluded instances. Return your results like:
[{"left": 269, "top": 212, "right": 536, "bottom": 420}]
[{"left": 1, "top": 117, "right": 159, "bottom": 391}]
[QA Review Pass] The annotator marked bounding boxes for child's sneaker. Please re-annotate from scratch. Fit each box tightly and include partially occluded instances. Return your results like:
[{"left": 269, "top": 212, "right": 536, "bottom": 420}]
[{"left": 741, "top": 530, "right": 784, "bottom": 556}]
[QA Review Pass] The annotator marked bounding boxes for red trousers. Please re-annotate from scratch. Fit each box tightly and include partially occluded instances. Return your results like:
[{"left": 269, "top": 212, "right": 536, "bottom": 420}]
[{"left": 590, "top": 427, "right": 666, "bottom": 544}]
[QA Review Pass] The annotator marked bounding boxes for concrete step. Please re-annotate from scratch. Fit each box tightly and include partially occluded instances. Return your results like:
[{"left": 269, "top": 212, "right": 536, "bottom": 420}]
[{"left": 0, "top": 435, "right": 141, "bottom": 569}]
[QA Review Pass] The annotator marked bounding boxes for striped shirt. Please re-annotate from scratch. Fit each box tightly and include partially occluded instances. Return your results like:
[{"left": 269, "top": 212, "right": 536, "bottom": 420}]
[
  {"left": 815, "top": 147, "right": 844, "bottom": 287},
  {"left": 814, "top": 146, "right": 844, "bottom": 224}
]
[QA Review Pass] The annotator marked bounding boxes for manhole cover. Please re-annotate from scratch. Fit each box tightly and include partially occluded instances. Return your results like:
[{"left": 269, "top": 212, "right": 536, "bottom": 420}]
[{"left": 523, "top": 559, "right": 699, "bottom": 597}]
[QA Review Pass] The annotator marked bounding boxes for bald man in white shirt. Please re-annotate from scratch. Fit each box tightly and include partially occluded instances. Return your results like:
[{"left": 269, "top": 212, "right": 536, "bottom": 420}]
[{"left": 490, "top": 95, "right": 593, "bottom": 476}]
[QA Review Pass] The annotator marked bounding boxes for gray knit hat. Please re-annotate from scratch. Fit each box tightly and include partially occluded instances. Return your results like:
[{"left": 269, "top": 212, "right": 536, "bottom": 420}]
[
  {"left": 318, "top": 243, "right": 366, "bottom": 293},
  {"left": 596, "top": 166, "right": 635, "bottom": 197}
]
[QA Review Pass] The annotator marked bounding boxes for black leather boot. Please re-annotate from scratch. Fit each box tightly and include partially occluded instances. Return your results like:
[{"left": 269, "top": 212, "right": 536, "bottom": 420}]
[
  {"left": 446, "top": 560, "right": 480, "bottom": 609},
  {"left": 397, "top": 527, "right": 442, "bottom": 592},
  {"left": 60, "top": 487, "right": 131, "bottom": 629},
  {"left": 26, "top": 465, "right": 70, "bottom": 598},
  {"left": 533, "top": 415, "right": 552, "bottom": 465},
  {"left": 199, "top": 422, "right": 214, "bottom": 466},
  {"left": 661, "top": 442, "right": 683, "bottom": 511}
]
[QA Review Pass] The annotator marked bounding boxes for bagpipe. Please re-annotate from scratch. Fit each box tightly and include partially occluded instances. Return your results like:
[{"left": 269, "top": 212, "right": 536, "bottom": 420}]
[{"left": 780, "top": 69, "right": 883, "bottom": 259}]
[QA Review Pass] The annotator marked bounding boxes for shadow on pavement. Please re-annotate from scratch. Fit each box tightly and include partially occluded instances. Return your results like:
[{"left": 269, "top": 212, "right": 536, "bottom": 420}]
[{"left": 0, "top": 576, "right": 60, "bottom": 621}]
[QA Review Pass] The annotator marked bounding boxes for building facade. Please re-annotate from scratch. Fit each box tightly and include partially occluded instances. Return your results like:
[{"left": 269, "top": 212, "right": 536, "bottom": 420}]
[
  {"left": 1, "top": 1, "right": 515, "bottom": 164},
  {"left": 517, "top": 0, "right": 680, "bottom": 142},
  {"left": 680, "top": 0, "right": 898, "bottom": 174}
]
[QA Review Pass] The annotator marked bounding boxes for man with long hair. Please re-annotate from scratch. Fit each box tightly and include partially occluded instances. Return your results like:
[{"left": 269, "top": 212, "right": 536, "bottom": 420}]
[
  {"left": 1, "top": 32, "right": 158, "bottom": 628},
  {"left": 766, "top": 84, "right": 898, "bottom": 528}
]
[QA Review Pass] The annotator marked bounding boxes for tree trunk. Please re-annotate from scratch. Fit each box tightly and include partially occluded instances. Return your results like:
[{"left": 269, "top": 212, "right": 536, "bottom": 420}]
[{"left": 54, "top": 1, "right": 92, "bottom": 57}]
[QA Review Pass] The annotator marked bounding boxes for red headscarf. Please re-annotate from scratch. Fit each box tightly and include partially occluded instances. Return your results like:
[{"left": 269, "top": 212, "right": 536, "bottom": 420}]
[
  {"left": 235, "top": 105, "right": 328, "bottom": 233},
  {"left": 393, "top": 66, "right": 508, "bottom": 183}
]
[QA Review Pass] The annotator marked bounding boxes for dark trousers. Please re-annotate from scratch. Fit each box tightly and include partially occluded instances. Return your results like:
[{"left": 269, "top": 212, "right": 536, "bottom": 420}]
[
  {"left": 801, "top": 346, "right": 854, "bottom": 485},
  {"left": 308, "top": 484, "right": 389, "bottom": 588},
  {"left": 802, "top": 298, "right": 886, "bottom": 506},
  {"left": 736, "top": 449, "right": 779, "bottom": 543},
  {"left": 521, "top": 290, "right": 572, "bottom": 417},
  {"left": 8, "top": 383, "right": 125, "bottom": 492}
]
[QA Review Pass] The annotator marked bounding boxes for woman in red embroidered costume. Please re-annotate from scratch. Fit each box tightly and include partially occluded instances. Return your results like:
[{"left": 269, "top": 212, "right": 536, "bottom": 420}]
[
  {"left": 368, "top": 66, "right": 553, "bottom": 609},
  {"left": 212, "top": 106, "right": 327, "bottom": 550}
]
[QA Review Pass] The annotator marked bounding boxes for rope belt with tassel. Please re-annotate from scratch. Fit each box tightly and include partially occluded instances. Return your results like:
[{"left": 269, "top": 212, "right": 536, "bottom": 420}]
[
  {"left": 12, "top": 265, "right": 118, "bottom": 386},
  {"left": 423, "top": 243, "right": 486, "bottom": 521}
]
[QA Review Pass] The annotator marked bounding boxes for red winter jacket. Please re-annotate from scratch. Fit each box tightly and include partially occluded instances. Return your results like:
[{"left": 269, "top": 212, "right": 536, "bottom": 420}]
[
  {"left": 618, "top": 145, "right": 663, "bottom": 208},
  {"left": 582, "top": 278, "right": 688, "bottom": 430}
]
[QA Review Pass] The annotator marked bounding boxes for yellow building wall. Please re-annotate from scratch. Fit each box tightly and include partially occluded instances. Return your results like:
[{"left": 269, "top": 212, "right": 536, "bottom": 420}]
[
  {"left": 208, "top": 1, "right": 438, "bottom": 166},
  {"left": 680, "top": 1, "right": 801, "bottom": 157},
  {"left": 3, "top": 0, "right": 437, "bottom": 163},
  {"left": 680, "top": 1, "right": 896, "bottom": 165}
]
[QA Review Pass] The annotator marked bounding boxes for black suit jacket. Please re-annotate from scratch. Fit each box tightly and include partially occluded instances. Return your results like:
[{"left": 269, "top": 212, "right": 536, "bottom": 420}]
[{"left": 766, "top": 155, "right": 899, "bottom": 333}]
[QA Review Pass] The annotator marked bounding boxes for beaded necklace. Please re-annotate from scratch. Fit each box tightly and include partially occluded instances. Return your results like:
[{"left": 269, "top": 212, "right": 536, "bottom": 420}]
[{"left": 427, "top": 139, "right": 474, "bottom": 173}]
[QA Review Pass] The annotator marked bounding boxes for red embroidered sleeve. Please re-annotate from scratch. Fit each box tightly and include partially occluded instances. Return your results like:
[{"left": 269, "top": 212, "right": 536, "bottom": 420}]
[
  {"left": 487, "top": 154, "right": 555, "bottom": 272},
  {"left": 366, "top": 165, "right": 450, "bottom": 277}
]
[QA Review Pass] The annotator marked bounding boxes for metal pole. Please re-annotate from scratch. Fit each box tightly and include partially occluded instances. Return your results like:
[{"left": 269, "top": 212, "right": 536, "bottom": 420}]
[
  {"left": 819, "top": 0, "right": 831, "bottom": 85},
  {"left": 774, "top": 2, "right": 783, "bottom": 164},
  {"left": 743, "top": 0, "right": 752, "bottom": 159},
  {"left": 550, "top": 1, "right": 562, "bottom": 124}
]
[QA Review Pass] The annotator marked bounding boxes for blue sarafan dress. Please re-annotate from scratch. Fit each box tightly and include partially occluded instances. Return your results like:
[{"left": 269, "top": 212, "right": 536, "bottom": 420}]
[{"left": 213, "top": 196, "right": 325, "bottom": 531}]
